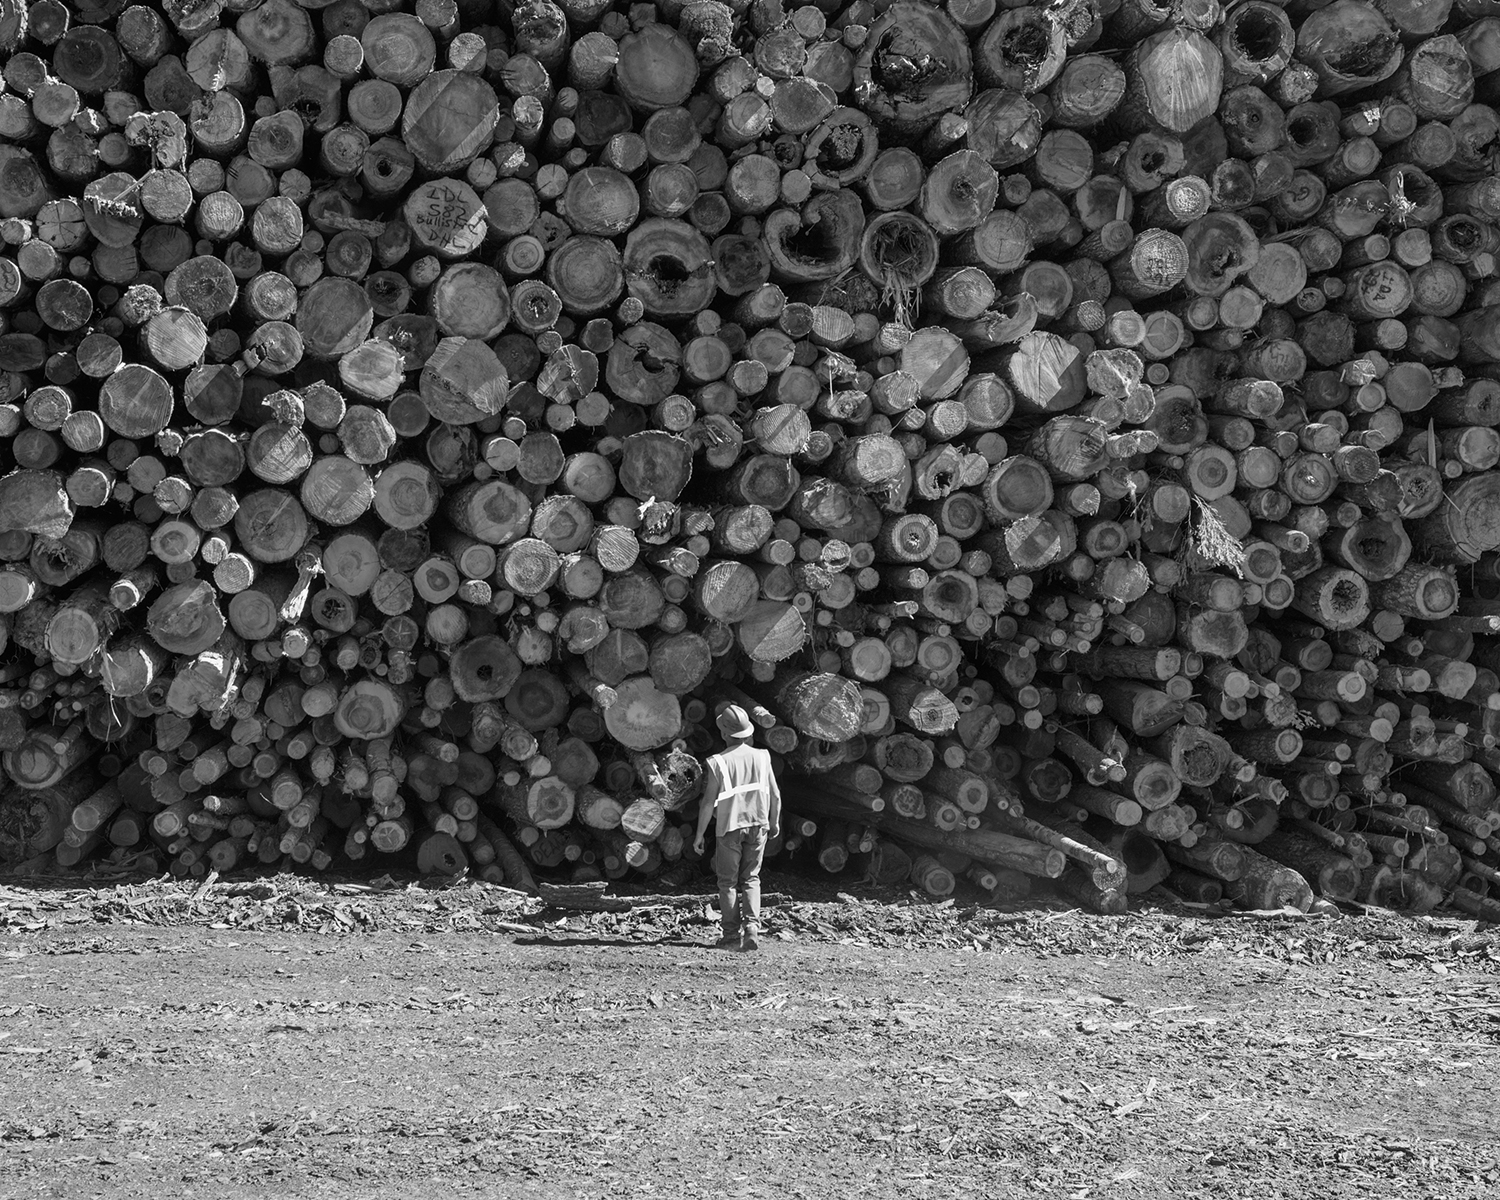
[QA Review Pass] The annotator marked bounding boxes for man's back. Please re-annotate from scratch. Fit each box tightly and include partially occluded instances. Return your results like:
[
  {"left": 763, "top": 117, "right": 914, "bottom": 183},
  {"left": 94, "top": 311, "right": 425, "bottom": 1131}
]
[{"left": 708, "top": 743, "right": 778, "bottom": 834}]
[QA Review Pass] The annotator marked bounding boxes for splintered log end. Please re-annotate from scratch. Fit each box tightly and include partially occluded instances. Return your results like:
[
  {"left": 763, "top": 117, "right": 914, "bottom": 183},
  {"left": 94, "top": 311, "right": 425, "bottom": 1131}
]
[
  {"left": 763, "top": 190, "right": 864, "bottom": 284},
  {"left": 147, "top": 581, "right": 226, "bottom": 656},
  {"left": 0, "top": 470, "right": 73, "bottom": 538},
  {"left": 629, "top": 747, "right": 703, "bottom": 811},
  {"left": 1289, "top": 567, "right": 1371, "bottom": 632},
  {"left": 623, "top": 219, "right": 716, "bottom": 319},
  {"left": 1294, "top": 1, "right": 1403, "bottom": 97},
  {"left": 853, "top": 3, "right": 973, "bottom": 135}
]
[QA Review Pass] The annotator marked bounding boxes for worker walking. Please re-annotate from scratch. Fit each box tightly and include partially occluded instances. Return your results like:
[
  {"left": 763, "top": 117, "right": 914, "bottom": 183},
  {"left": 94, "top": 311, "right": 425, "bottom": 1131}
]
[{"left": 693, "top": 704, "right": 782, "bottom": 952}]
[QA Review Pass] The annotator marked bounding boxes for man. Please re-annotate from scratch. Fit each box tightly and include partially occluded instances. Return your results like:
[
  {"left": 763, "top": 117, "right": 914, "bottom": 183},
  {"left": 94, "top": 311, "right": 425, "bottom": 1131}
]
[{"left": 693, "top": 703, "right": 781, "bottom": 952}]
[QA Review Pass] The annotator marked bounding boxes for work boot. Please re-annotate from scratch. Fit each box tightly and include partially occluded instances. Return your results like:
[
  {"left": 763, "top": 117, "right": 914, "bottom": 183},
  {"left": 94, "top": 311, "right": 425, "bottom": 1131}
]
[
  {"left": 714, "top": 931, "right": 740, "bottom": 950},
  {"left": 741, "top": 929, "right": 760, "bottom": 952}
]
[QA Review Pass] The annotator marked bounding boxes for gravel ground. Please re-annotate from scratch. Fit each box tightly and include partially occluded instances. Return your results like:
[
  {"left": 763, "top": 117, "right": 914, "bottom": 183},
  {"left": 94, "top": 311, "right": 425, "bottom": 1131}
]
[{"left": 1, "top": 871, "right": 1498, "bottom": 1199}]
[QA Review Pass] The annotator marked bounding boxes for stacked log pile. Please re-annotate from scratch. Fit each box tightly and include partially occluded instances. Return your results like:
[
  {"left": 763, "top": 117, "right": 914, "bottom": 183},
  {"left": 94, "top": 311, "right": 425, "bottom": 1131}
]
[{"left": 1, "top": 0, "right": 1500, "bottom": 920}]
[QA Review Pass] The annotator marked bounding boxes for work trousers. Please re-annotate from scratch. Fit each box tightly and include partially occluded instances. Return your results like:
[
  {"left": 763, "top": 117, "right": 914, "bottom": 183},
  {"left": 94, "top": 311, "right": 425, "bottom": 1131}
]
[{"left": 714, "top": 825, "right": 768, "bottom": 939}]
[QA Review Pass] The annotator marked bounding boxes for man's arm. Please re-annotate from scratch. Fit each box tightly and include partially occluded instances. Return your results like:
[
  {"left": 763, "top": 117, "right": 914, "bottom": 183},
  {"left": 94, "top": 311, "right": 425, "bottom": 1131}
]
[
  {"left": 765, "top": 752, "right": 781, "bottom": 839},
  {"left": 692, "top": 768, "right": 719, "bottom": 856}
]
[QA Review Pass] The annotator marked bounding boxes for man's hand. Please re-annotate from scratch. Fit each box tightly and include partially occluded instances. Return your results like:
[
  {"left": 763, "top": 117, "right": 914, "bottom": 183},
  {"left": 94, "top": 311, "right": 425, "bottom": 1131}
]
[{"left": 693, "top": 835, "right": 706, "bottom": 856}]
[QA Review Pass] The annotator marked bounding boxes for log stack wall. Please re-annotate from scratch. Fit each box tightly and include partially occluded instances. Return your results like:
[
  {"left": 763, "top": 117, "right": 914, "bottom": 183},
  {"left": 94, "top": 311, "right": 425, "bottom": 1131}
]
[{"left": 0, "top": 0, "right": 1498, "bottom": 919}]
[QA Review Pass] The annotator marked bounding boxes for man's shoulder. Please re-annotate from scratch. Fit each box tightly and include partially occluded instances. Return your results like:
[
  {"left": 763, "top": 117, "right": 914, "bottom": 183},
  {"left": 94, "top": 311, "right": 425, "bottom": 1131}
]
[{"left": 708, "top": 744, "right": 765, "bottom": 771}]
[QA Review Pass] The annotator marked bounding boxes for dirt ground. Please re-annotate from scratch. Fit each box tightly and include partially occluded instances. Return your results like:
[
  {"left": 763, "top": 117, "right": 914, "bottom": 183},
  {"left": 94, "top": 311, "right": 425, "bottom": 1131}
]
[{"left": 1, "top": 870, "right": 1498, "bottom": 1200}]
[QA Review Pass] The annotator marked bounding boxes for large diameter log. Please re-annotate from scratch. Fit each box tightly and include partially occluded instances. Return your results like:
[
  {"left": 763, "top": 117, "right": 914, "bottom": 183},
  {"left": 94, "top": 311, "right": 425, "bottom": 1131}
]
[
  {"left": 881, "top": 816, "right": 1065, "bottom": 880},
  {"left": 603, "top": 676, "right": 683, "bottom": 750},
  {"left": 1222, "top": 847, "right": 1315, "bottom": 912},
  {"left": 1148, "top": 725, "right": 1232, "bottom": 788},
  {"left": 737, "top": 601, "right": 807, "bottom": 663},
  {"left": 619, "top": 430, "right": 693, "bottom": 502},
  {"left": 1218, "top": 2, "right": 1294, "bottom": 86},
  {"left": 764, "top": 191, "right": 864, "bottom": 283},
  {"left": 881, "top": 673, "right": 960, "bottom": 736},
  {"left": 147, "top": 581, "right": 225, "bottom": 655},
  {"left": 1410, "top": 473, "right": 1500, "bottom": 563},
  {"left": 623, "top": 220, "right": 716, "bottom": 318},
  {"left": 853, "top": 4, "right": 973, "bottom": 135},
  {"left": 1099, "top": 829, "right": 1170, "bottom": 895},
  {"left": 1258, "top": 829, "right": 1360, "bottom": 902},
  {"left": 0, "top": 470, "right": 73, "bottom": 537},
  {"left": 1164, "top": 838, "right": 1248, "bottom": 883},
  {"left": 3, "top": 724, "right": 94, "bottom": 791},
  {"left": 977, "top": 510, "right": 1078, "bottom": 575},
  {"left": 1288, "top": 566, "right": 1371, "bottom": 630},
  {"left": 776, "top": 672, "right": 863, "bottom": 742},
  {"left": 615, "top": 23, "right": 698, "bottom": 112},
  {"left": 420, "top": 337, "right": 509, "bottom": 425},
  {"left": 1119, "top": 28, "right": 1223, "bottom": 133},
  {"left": 1326, "top": 518, "right": 1410, "bottom": 582},
  {"left": 334, "top": 680, "right": 407, "bottom": 740},
  {"left": 1371, "top": 565, "right": 1459, "bottom": 620},
  {"left": 1295, "top": 1, "right": 1404, "bottom": 96},
  {"left": 402, "top": 71, "right": 500, "bottom": 173},
  {"left": 1005, "top": 332, "right": 1086, "bottom": 413}
]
